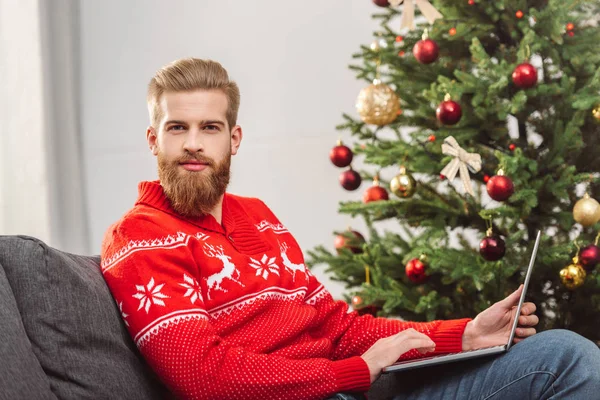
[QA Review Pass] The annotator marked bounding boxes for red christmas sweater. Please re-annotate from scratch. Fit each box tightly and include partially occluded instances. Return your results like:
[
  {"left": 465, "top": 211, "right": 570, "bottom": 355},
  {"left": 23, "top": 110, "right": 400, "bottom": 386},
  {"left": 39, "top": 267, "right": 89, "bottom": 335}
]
[{"left": 101, "top": 181, "right": 470, "bottom": 400}]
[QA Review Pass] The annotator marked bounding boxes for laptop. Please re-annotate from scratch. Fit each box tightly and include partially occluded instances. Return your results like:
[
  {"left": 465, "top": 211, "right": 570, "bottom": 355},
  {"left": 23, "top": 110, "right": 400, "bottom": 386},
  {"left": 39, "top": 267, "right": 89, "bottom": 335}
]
[{"left": 382, "top": 230, "right": 541, "bottom": 374}]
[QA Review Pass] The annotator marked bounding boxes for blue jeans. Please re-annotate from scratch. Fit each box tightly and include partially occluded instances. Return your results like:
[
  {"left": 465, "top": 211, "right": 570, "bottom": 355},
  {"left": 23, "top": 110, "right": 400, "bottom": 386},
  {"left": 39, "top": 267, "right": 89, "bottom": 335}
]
[
  {"left": 379, "top": 329, "right": 600, "bottom": 399},
  {"left": 334, "top": 329, "right": 600, "bottom": 400}
]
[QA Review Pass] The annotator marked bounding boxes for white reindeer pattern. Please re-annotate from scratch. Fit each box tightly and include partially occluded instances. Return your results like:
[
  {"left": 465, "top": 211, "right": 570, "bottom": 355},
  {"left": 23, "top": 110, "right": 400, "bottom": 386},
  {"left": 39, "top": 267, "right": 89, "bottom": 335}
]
[
  {"left": 204, "top": 243, "right": 244, "bottom": 300},
  {"left": 279, "top": 241, "right": 308, "bottom": 281}
]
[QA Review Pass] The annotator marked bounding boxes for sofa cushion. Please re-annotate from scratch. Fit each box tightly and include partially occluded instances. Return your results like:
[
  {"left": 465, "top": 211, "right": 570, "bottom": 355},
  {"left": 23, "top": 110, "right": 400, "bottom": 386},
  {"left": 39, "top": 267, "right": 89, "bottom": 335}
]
[
  {"left": 0, "top": 236, "right": 168, "bottom": 400},
  {"left": 0, "top": 262, "right": 57, "bottom": 400}
]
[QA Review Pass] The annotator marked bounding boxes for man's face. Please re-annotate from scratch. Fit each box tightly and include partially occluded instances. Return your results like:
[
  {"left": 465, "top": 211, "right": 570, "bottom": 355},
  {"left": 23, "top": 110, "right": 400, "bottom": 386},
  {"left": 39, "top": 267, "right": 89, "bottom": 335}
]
[{"left": 147, "top": 89, "right": 242, "bottom": 217}]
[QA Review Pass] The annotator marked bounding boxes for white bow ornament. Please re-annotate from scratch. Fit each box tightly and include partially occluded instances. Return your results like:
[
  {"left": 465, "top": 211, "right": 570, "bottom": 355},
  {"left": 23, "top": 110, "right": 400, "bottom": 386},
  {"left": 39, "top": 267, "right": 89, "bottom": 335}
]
[
  {"left": 440, "top": 136, "right": 482, "bottom": 196},
  {"left": 388, "top": 0, "right": 443, "bottom": 30}
]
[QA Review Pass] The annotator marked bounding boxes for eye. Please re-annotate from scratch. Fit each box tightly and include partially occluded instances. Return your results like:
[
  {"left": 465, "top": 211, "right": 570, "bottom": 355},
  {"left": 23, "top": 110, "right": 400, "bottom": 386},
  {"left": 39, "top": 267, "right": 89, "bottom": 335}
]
[
  {"left": 204, "top": 125, "right": 220, "bottom": 131},
  {"left": 167, "top": 125, "right": 185, "bottom": 131}
]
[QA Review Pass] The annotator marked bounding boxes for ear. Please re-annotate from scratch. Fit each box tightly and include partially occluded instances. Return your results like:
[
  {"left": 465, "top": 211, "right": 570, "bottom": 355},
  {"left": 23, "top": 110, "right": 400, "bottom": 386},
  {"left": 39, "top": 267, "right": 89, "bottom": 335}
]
[
  {"left": 147, "top": 126, "right": 159, "bottom": 156},
  {"left": 230, "top": 125, "right": 243, "bottom": 156}
]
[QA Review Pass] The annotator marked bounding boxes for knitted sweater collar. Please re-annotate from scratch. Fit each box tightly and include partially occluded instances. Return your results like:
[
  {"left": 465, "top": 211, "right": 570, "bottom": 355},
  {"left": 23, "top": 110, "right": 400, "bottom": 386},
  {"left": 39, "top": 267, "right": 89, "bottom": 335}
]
[
  {"left": 135, "top": 180, "right": 271, "bottom": 254},
  {"left": 135, "top": 180, "right": 237, "bottom": 235}
]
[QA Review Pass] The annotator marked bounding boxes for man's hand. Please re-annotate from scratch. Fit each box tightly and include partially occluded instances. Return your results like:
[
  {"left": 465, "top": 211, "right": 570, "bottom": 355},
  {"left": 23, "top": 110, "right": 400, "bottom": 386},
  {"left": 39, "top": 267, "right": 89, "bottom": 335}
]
[
  {"left": 462, "top": 284, "right": 539, "bottom": 351},
  {"left": 361, "top": 328, "right": 436, "bottom": 383}
]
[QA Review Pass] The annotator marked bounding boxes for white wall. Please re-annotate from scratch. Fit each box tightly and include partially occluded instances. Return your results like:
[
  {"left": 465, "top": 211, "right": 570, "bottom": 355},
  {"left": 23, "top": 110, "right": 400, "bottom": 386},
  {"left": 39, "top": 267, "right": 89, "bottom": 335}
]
[
  {"left": 0, "top": 0, "right": 52, "bottom": 243},
  {"left": 80, "top": 0, "right": 383, "bottom": 299}
]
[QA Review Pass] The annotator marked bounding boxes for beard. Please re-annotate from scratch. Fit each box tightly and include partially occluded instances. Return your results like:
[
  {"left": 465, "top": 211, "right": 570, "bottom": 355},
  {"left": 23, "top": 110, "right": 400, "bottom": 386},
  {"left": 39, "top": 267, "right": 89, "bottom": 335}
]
[{"left": 157, "top": 150, "right": 231, "bottom": 218}]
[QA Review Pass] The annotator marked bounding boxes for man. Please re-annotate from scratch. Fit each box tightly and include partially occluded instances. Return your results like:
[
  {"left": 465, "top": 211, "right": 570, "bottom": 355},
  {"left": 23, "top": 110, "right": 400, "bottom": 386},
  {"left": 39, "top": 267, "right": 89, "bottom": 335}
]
[{"left": 101, "top": 58, "right": 600, "bottom": 400}]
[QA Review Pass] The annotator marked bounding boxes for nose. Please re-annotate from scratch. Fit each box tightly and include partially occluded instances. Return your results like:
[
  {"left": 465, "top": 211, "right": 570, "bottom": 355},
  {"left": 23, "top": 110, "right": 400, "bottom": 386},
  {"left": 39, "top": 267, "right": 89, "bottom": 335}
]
[{"left": 182, "top": 129, "right": 204, "bottom": 153}]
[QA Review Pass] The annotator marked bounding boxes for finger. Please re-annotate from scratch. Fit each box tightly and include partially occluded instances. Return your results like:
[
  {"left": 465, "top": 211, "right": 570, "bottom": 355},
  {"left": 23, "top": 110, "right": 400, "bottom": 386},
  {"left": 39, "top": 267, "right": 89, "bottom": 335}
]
[
  {"left": 380, "top": 328, "right": 415, "bottom": 342},
  {"left": 515, "top": 327, "right": 536, "bottom": 338},
  {"left": 401, "top": 337, "right": 437, "bottom": 350},
  {"left": 520, "top": 302, "right": 537, "bottom": 315},
  {"left": 395, "top": 328, "right": 432, "bottom": 342},
  {"left": 499, "top": 284, "right": 523, "bottom": 307},
  {"left": 417, "top": 346, "right": 436, "bottom": 354},
  {"left": 518, "top": 314, "right": 539, "bottom": 327},
  {"left": 396, "top": 335, "right": 436, "bottom": 349}
]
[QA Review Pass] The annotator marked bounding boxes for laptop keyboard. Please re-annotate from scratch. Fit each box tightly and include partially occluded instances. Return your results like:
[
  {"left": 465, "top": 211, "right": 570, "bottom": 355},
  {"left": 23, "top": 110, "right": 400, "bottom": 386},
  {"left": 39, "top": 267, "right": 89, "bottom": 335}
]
[{"left": 392, "top": 345, "right": 506, "bottom": 365}]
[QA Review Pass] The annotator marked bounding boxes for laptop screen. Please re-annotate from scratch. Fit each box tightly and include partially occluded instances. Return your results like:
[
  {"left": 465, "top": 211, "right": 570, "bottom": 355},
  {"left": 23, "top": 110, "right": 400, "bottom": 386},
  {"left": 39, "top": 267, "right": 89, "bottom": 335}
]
[{"left": 506, "top": 230, "right": 541, "bottom": 350}]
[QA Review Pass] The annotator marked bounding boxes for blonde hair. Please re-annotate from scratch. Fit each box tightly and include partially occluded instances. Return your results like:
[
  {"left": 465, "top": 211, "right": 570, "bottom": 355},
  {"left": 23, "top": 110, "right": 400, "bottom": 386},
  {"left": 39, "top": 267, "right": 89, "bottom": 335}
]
[{"left": 147, "top": 58, "right": 240, "bottom": 130}]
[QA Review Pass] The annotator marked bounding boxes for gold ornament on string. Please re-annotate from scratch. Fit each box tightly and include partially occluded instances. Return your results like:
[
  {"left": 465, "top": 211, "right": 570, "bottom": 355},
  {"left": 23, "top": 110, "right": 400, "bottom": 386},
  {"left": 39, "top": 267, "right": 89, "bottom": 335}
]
[
  {"left": 440, "top": 136, "right": 482, "bottom": 196},
  {"left": 592, "top": 105, "right": 600, "bottom": 123},
  {"left": 369, "top": 37, "right": 389, "bottom": 51},
  {"left": 356, "top": 42, "right": 401, "bottom": 126},
  {"left": 560, "top": 251, "right": 587, "bottom": 290},
  {"left": 356, "top": 80, "right": 401, "bottom": 126},
  {"left": 350, "top": 265, "right": 371, "bottom": 308},
  {"left": 390, "top": 166, "right": 417, "bottom": 198},
  {"left": 573, "top": 192, "right": 600, "bottom": 227},
  {"left": 388, "top": 0, "right": 443, "bottom": 31}
]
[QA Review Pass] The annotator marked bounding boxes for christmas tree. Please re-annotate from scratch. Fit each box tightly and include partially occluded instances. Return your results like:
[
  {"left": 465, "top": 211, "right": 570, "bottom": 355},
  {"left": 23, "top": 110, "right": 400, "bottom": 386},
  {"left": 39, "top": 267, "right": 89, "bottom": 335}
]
[{"left": 307, "top": 0, "right": 600, "bottom": 345}]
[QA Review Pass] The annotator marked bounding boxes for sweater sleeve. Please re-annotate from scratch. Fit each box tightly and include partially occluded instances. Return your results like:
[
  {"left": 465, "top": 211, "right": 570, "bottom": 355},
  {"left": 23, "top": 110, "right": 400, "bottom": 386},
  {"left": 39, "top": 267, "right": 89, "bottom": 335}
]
[
  {"left": 101, "top": 217, "right": 370, "bottom": 400},
  {"left": 305, "top": 275, "right": 471, "bottom": 362},
  {"left": 252, "top": 198, "right": 470, "bottom": 362}
]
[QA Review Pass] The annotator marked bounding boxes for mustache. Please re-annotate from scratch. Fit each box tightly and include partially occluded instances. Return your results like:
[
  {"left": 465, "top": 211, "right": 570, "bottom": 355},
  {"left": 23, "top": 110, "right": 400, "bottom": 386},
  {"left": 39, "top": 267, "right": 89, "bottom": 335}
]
[{"left": 176, "top": 153, "right": 216, "bottom": 167}]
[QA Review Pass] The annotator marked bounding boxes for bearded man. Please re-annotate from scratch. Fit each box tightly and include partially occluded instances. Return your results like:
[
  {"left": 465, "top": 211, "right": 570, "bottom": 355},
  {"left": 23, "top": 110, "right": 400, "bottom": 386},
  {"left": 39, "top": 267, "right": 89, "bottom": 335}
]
[{"left": 100, "top": 58, "right": 600, "bottom": 400}]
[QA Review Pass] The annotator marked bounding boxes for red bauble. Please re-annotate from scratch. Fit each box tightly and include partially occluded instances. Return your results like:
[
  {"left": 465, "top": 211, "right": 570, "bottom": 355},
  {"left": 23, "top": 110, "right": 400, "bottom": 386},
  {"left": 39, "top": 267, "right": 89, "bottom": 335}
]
[
  {"left": 480, "top": 234, "right": 506, "bottom": 261},
  {"left": 372, "top": 0, "right": 389, "bottom": 6},
  {"left": 579, "top": 244, "right": 600, "bottom": 271},
  {"left": 334, "top": 230, "right": 365, "bottom": 254},
  {"left": 413, "top": 39, "right": 439, "bottom": 64},
  {"left": 487, "top": 174, "right": 514, "bottom": 201},
  {"left": 339, "top": 168, "right": 362, "bottom": 191},
  {"left": 405, "top": 258, "right": 427, "bottom": 283},
  {"left": 330, "top": 144, "right": 353, "bottom": 168},
  {"left": 363, "top": 181, "right": 389, "bottom": 203},
  {"left": 512, "top": 63, "right": 538, "bottom": 89},
  {"left": 436, "top": 100, "right": 462, "bottom": 125}
]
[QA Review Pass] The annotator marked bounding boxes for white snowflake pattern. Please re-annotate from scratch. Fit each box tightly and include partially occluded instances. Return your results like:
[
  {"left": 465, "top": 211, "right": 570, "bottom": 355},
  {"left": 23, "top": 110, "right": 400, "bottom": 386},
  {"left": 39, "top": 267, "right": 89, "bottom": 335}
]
[
  {"left": 179, "top": 274, "right": 203, "bottom": 305},
  {"left": 119, "top": 301, "right": 130, "bottom": 326},
  {"left": 248, "top": 254, "right": 280, "bottom": 280},
  {"left": 132, "top": 277, "right": 170, "bottom": 313}
]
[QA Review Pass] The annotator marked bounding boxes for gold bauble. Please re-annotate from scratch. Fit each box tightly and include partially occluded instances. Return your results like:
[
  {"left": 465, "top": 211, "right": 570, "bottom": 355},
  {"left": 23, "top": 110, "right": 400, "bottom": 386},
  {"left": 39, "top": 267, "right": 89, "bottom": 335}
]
[
  {"left": 573, "top": 193, "right": 600, "bottom": 227},
  {"left": 369, "top": 38, "right": 388, "bottom": 51},
  {"left": 356, "top": 80, "right": 401, "bottom": 126},
  {"left": 390, "top": 166, "right": 417, "bottom": 198},
  {"left": 559, "top": 262, "right": 587, "bottom": 290},
  {"left": 592, "top": 105, "right": 600, "bottom": 122}
]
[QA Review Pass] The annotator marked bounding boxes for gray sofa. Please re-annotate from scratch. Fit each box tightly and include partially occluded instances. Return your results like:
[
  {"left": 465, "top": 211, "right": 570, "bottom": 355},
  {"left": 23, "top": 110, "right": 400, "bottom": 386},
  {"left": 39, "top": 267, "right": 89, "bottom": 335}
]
[
  {"left": 0, "top": 235, "right": 397, "bottom": 400},
  {"left": 0, "top": 235, "right": 169, "bottom": 400}
]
